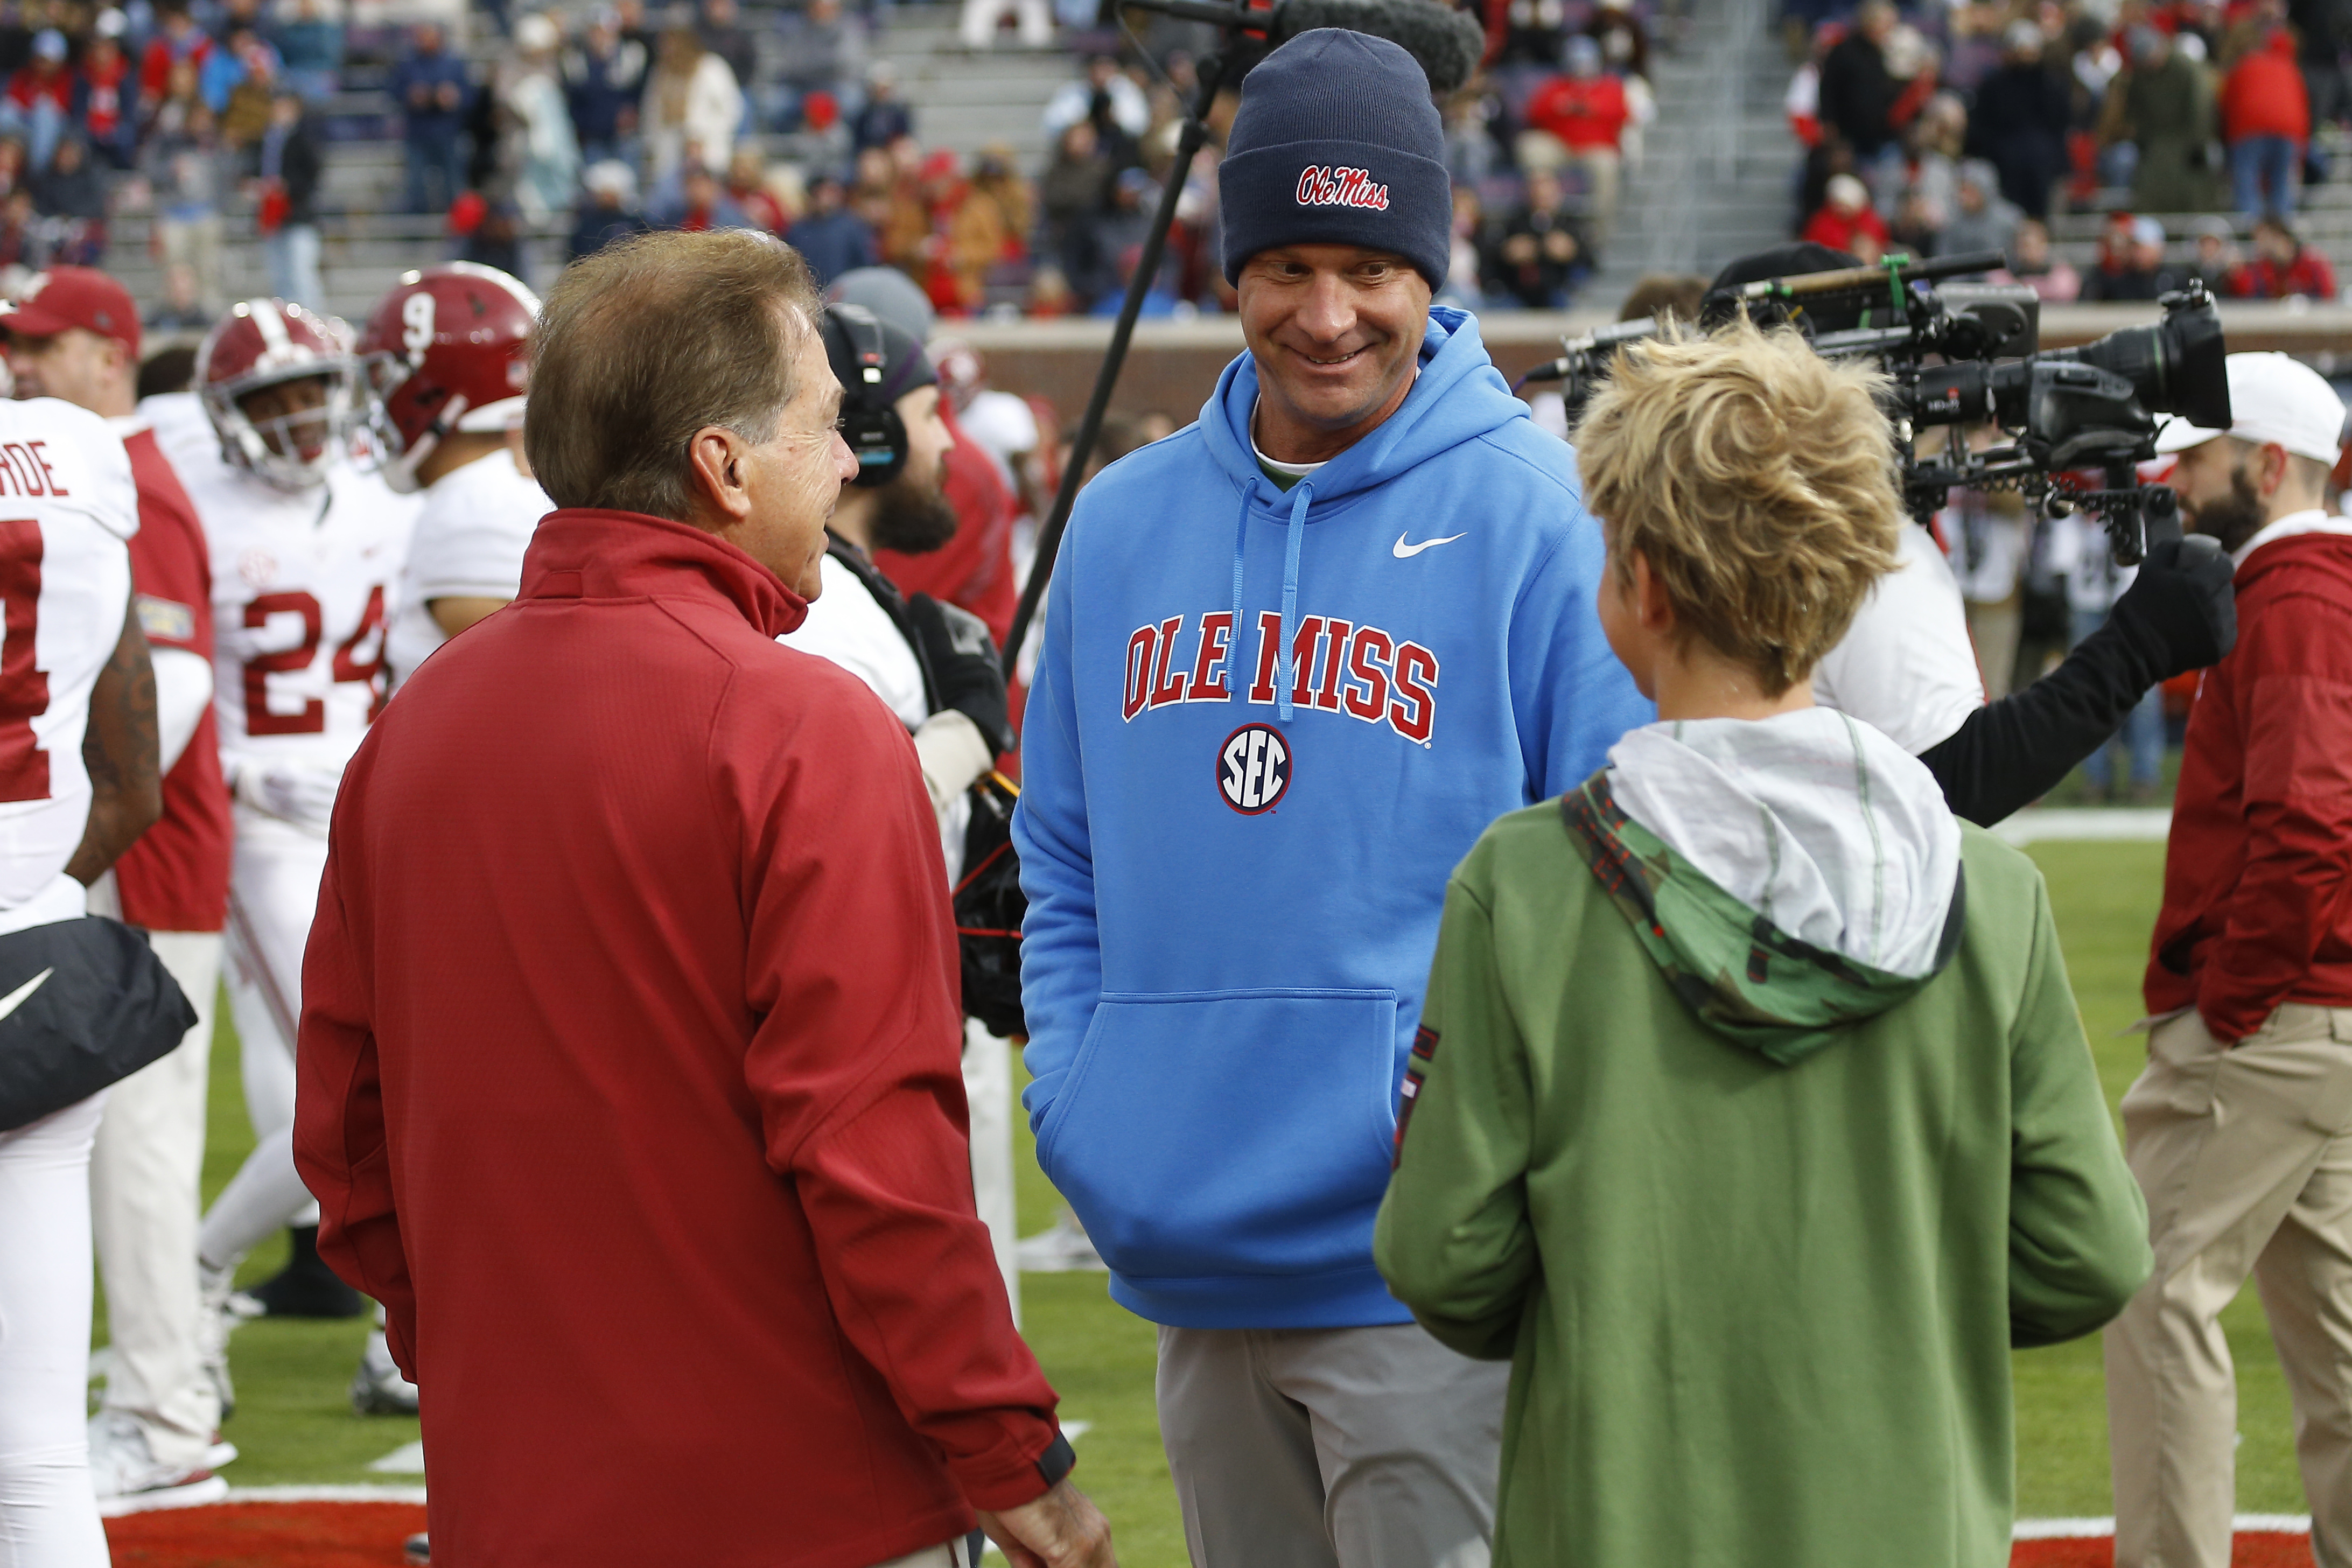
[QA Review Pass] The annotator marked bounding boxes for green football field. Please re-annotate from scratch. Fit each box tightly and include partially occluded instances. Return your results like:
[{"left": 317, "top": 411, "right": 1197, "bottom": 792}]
[{"left": 147, "top": 837, "right": 2306, "bottom": 1567}]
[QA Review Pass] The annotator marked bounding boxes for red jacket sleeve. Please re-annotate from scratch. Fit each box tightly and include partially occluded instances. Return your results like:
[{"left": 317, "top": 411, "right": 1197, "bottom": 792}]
[
  {"left": 726, "top": 663, "right": 1062, "bottom": 1513},
  {"left": 292, "top": 792, "right": 419, "bottom": 1375},
  {"left": 2199, "top": 592, "right": 2352, "bottom": 1041}
]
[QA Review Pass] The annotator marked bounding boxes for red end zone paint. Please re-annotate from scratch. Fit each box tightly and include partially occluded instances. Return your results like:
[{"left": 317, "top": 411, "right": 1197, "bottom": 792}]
[
  {"left": 95, "top": 1504, "right": 2316, "bottom": 1567},
  {"left": 104, "top": 1501, "right": 426, "bottom": 1566},
  {"left": 2012, "top": 1534, "right": 2313, "bottom": 1567}
]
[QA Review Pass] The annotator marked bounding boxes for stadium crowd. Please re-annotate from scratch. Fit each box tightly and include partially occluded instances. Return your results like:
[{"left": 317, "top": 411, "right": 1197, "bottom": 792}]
[
  {"left": 489, "top": 0, "right": 1661, "bottom": 316},
  {"left": 19, "top": 0, "right": 2352, "bottom": 330},
  {"left": 1785, "top": 0, "right": 2352, "bottom": 298},
  {"left": 0, "top": 0, "right": 1674, "bottom": 324}
]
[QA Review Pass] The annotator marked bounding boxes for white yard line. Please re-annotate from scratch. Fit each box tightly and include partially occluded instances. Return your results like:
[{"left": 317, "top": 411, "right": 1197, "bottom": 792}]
[
  {"left": 367, "top": 1440, "right": 426, "bottom": 1474},
  {"left": 100, "top": 1483, "right": 428, "bottom": 1516},
  {"left": 1995, "top": 808, "right": 2172, "bottom": 845},
  {"left": 2014, "top": 1514, "right": 2309, "bottom": 1539}
]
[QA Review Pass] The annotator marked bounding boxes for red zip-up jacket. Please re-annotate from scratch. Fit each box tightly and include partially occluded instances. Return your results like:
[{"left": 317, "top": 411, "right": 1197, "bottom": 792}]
[
  {"left": 2146, "top": 524, "right": 2352, "bottom": 1041},
  {"left": 294, "top": 509, "right": 1062, "bottom": 1567}
]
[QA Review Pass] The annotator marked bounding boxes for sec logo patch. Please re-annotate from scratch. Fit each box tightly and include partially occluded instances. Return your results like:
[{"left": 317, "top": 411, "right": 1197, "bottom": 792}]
[{"left": 1217, "top": 722, "right": 1292, "bottom": 814}]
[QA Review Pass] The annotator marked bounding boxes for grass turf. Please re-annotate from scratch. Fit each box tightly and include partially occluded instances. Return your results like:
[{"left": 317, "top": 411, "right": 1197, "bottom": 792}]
[
  {"left": 2011, "top": 841, "right": 2302, "bottom": 1521},
  {"left": 149, "top": 837, "right": 2301, "bottom": 1566}
]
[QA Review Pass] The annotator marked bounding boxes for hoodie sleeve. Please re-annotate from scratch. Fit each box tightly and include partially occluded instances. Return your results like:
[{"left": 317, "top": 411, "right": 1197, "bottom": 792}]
[
  {"left": 2007, "top": 864, "right": 2153, "bottom": 1347},
  {"left": 1374, "top": 866, "right": 1538, "bottom": 1361},
  {"left": 1011, "top": 528, "right": 1101, "bottom": 1138},
  {"left": 1507, "top": 499, "right": 1653, "bottom": 799}
]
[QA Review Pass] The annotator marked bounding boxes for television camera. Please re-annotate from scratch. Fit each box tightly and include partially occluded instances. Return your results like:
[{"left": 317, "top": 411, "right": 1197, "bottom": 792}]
[{"left": 1529, "top": 250, "right": 2234, "bottom": 566}]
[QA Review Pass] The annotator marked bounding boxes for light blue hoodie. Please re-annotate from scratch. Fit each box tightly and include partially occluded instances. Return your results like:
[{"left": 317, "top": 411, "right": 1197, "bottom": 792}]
[{"left": 1014, "top": 306, "right": 1651, "bottom": 1328}]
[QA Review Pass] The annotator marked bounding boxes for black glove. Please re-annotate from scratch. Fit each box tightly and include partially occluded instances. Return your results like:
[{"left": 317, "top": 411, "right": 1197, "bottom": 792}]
[
  {"left": 2106, "top": 534, "right": 2238, "bottom": 683},
  {"left": 907, "top": 592, "right": 1013, "bottom": 755}
]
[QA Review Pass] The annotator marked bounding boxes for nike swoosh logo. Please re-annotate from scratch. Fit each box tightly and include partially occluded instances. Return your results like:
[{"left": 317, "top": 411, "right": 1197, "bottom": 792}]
[
  {"left": 1394, "top": 532, "right": 1467, "bottom": 558},
  {"left": 0, "top": 966, "right": 53, "bottom": 1024}
]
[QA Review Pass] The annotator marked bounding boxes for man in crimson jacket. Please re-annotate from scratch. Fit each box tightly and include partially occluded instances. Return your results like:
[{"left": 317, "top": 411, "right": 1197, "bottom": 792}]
[
  {"left": 2105, "top": 352, "right": 2352, "bottom": 1568},
  {"left": 292, "top": 229, "right": 1114, "bottom": 1568}
]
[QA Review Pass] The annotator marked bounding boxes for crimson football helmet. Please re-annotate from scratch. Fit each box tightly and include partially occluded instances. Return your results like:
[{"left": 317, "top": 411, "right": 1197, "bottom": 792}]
[
  {"left": 195, "top": 298, "right": 360, "bottom": 491},
  {"left": 356, "top": 263, "right": 539, "bottom": 494}
]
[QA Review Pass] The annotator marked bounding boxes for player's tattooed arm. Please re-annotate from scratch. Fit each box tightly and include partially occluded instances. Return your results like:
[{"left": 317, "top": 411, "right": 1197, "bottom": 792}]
[{"left": 68, "top": 592, "right": 162, "bottom": 885}]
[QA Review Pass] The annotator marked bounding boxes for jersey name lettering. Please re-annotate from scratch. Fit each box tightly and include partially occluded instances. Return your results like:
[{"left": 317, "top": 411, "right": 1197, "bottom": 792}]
[{"left": 0, "top": 443, "right": 66, "bottom": 498}]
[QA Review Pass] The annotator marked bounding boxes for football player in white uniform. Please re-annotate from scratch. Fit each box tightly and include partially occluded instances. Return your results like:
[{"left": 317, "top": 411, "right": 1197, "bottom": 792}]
[
  {"left": 0, "top": 394, "right": 178, "bottom": 1564},
  {"left": 149, "top": 302, "right": 418, "bottom": 1391},
  {"left": 359, "top": 263, "right": 551, "bottom": 692}
]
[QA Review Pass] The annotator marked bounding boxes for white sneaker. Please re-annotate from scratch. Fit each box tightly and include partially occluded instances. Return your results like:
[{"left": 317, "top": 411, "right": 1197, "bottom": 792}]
[
  {"left": 1013, "top": 1212, "right": 1108, "bottom": 1273},
  {"left": 197, "top": 1258, "right": 238, "bottom": 1420},
  {"left": 350, "top": 1328, "right": 419, "bottom": 1416},
  {"left": 87, "top": 1410, "right": 230, "bottom": 1505}
]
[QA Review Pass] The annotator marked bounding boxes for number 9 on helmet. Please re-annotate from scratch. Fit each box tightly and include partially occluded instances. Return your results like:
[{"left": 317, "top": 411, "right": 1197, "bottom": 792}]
[{"left": 355, "top": 262, "right": 541, "bottom": 495}]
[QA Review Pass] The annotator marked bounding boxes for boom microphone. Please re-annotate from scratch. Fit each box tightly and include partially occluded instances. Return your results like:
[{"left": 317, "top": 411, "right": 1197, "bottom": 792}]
[{"left": 1115, "top": 0, "right": 1488, "bottom": 93}]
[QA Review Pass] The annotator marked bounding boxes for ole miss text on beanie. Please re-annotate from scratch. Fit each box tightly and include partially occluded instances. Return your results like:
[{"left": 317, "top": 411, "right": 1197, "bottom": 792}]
[{"left": 1219, "top": 29, "right": 1452, "bottom": 289}]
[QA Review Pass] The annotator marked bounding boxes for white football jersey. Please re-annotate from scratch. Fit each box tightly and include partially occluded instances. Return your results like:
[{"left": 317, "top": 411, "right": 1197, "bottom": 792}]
[
  {"left": 386, "top": 446, "right": 550, "bottom": 691},
  {"left": 0, "top": 397, "right": 137, "bottom": 914},
  {"left": 1811, "top": 524, "right": 1986, "bottom": 757},
  {"left": 149, "top": 394, "right": 420, "bottom": 772}
]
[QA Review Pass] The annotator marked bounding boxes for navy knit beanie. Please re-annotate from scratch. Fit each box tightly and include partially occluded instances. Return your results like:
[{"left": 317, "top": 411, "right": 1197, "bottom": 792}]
[{"left": 1219, "top": 29, "right": 1450, "bottom": 289}]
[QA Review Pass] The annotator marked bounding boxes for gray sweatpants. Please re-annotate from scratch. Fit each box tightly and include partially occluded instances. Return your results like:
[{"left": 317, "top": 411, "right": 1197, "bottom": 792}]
[{"left": 1156, "top": 1321, "right": 1508, "bottom": 1568}]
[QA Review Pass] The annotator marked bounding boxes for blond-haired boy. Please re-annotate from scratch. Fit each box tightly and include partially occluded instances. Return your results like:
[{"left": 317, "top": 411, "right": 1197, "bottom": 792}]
[{"left": 1374, "top": 322, "right": 2152, "bottom": 1568}]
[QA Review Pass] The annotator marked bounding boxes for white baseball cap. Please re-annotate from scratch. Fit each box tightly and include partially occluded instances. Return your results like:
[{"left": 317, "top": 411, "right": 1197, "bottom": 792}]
[{"left": 2153, "top": 351, "right": 2347, "bottom": 466}]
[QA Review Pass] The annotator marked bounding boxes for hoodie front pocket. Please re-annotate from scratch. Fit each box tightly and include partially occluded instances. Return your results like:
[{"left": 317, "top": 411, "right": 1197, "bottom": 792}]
[{"left": 1035, "top": 988, "right": 1401, "bottom": 1280}]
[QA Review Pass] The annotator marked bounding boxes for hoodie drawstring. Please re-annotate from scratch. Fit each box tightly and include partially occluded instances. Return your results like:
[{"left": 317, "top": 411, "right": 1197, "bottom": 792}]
[
  {"left": 1230, "top": 478, "right": 1314, "bottom": 723},
  {"left": 1277, "top": 480, "right": 1311, "bottom": 722},
  {"left": 1229, "top": 489, "right": 1250, "bottom": 654}
]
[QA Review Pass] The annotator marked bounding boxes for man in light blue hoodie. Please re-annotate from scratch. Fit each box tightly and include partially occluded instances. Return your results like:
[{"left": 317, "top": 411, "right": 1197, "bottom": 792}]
[{"left": 1013, "top": 27, "right": 1651, "bottom": 1568}]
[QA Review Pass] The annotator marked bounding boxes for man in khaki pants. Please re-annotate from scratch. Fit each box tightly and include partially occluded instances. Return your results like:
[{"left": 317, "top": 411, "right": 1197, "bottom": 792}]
[{"left": 2106, "top": 352, "right": 2352, "bottom": 1568}]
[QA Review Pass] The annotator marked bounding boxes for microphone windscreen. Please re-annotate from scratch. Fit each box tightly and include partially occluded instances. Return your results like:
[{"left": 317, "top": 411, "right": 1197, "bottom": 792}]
[{"left": 1273, "top": 0, "right": 1487, "bottom": 93}]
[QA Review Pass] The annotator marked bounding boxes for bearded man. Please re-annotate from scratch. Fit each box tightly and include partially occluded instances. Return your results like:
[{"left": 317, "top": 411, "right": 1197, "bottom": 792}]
[{"left": 2106, "top": 351, "right": 2352, "bottom": 1568}]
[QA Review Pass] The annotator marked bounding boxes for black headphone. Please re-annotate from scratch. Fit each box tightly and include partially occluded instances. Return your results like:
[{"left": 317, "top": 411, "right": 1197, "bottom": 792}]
[{"left": 822, "top": 303, "right": 908, "bottom": 488}]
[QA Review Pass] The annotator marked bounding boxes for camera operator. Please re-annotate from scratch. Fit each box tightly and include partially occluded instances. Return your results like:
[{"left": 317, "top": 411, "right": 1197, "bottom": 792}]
[{"left": 1710, "top": 244, "right": 2237, "bottom": 825}]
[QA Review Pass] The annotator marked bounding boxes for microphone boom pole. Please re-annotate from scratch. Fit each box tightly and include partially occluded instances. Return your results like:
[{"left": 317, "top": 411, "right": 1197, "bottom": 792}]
[{"left": 1000, "top": 2, "right": 1264, "bottom": 677}]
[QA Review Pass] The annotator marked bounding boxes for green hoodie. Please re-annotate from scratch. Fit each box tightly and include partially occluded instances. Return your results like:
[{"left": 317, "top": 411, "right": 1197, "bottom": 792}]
[{"left": 1374, "top": 715, "right": 2150, "bottom": 1568}]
